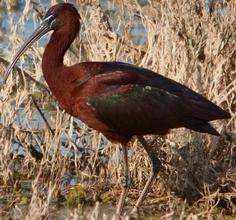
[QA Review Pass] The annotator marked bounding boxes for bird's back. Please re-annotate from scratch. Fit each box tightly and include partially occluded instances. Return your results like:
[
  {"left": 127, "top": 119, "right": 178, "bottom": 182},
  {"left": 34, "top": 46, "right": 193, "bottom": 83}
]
[{"left": 71, "top": 62, "right": 230, "bottom": 140}]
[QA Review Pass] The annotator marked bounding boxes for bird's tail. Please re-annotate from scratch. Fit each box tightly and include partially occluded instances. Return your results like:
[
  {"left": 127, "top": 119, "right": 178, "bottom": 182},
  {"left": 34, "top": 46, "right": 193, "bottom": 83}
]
[{"left": 185, "top": 120, "right": 220, "bottom": 136}]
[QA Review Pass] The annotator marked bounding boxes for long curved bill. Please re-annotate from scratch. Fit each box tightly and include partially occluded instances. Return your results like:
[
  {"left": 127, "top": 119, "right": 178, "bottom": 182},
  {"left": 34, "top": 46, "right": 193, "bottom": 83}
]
[{"left": 2, "top": 15, "right": 54, "bottom": 85}]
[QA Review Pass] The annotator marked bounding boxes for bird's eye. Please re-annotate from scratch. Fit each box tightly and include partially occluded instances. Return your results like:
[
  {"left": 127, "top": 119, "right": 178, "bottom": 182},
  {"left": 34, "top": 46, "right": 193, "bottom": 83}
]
[
  {"left": 43, "top": 14, "right": 56, "bottom": 29},
  {"left": 50, "top": 18, "right": 58, "bottom": 29}
]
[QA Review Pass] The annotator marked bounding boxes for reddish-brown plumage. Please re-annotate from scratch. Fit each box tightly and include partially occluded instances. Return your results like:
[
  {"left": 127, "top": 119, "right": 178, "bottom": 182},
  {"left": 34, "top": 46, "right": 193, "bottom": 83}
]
[{"left": 4, "top": 3, "right": 230, "bottom": 216}]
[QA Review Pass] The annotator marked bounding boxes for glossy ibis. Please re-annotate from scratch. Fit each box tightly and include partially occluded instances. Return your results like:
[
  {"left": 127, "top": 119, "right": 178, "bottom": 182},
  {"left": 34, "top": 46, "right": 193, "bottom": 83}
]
[{"left": 3, "top": 3, "right": 230, "bottom": 216}]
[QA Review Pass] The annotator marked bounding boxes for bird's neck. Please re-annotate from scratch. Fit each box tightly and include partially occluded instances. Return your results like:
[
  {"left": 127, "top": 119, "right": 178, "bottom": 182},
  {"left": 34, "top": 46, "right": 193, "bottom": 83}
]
[
  {"left": 42, "top": 28, "right": 77, "bottom": 81},
  {"left": 41, "top": 29, "right": 78, "bottom": 111}
]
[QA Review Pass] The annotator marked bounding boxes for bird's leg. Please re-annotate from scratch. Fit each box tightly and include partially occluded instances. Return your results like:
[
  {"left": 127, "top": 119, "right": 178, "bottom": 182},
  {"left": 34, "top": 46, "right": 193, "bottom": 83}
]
[
  {"left": 116, "top": 145, "right": 131, "bottom": 216},
  {"left": 131, "top": 136, "right": 162, "bottom": 214}
]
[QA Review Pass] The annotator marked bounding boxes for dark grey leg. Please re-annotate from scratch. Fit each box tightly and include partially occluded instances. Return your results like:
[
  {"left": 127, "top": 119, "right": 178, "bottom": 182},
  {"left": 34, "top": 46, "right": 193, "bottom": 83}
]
[
  {"left": 116, "top": 145, "right": 131, "bottom": 216},
  {"left": 131, "top": 136, "right": 162, "bottom": 214}
]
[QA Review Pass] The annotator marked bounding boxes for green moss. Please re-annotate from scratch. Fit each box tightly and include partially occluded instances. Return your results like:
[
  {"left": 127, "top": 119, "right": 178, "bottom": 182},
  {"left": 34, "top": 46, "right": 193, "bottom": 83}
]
[
  {"left": 31, "top": 91, "right": 44, "bottom": 100},
  {"left": 100, "top": 191, "right": 116, "bottom": 205},
  {"left": 65, "top": 184, "right": 87, "bottom": 207},
  {"left": 18, "top": 196, "right": 29, "bottom": 205}
]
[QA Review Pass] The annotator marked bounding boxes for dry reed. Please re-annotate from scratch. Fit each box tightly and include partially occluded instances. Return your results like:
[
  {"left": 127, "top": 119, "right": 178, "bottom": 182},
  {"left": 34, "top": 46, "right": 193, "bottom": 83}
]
[{"left": 0, "top": 0, "right": 235, "bottom": 219}]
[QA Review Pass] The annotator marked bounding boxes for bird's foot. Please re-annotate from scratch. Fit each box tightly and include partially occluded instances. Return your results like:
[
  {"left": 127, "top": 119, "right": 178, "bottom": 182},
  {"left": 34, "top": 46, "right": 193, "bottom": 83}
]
[
  {"left": 130, "top": 206, "right": 138, "bottom": 216},
  {"left": 122, "top": 207, "right": 138, "bottom": 220},
  {"left": 114, "top": 213, "right": 122, "bottom": 220}
]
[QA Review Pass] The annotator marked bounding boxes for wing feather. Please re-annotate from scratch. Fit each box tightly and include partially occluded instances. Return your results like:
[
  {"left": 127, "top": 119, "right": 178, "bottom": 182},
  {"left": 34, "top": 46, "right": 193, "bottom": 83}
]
[{"left": 88, "top": 85, "right": 186, "bottom": 136}]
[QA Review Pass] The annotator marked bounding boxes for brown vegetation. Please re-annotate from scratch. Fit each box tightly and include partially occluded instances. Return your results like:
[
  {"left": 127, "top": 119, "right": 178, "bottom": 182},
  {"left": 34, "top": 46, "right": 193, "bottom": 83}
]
[{"left": 0, "top": 0, "right": 235, "bottom": 219}]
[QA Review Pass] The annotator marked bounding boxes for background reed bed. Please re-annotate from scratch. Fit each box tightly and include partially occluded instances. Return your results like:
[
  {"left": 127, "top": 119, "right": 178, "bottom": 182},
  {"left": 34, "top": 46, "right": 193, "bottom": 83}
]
[{"left": 0, "top": 0, "right": 235, "bottom": 219}]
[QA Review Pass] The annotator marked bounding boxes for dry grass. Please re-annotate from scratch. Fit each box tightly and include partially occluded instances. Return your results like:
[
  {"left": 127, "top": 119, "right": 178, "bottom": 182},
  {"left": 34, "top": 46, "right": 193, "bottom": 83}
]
[{"left": 0, "top": 0, "right": 235, "bottom": 219}]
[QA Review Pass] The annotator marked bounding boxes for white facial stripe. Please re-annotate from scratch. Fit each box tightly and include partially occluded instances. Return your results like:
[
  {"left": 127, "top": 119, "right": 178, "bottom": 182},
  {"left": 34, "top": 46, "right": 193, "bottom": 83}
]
[{"left": 43, "top": 15, "right": 54, "bottom": 23}]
